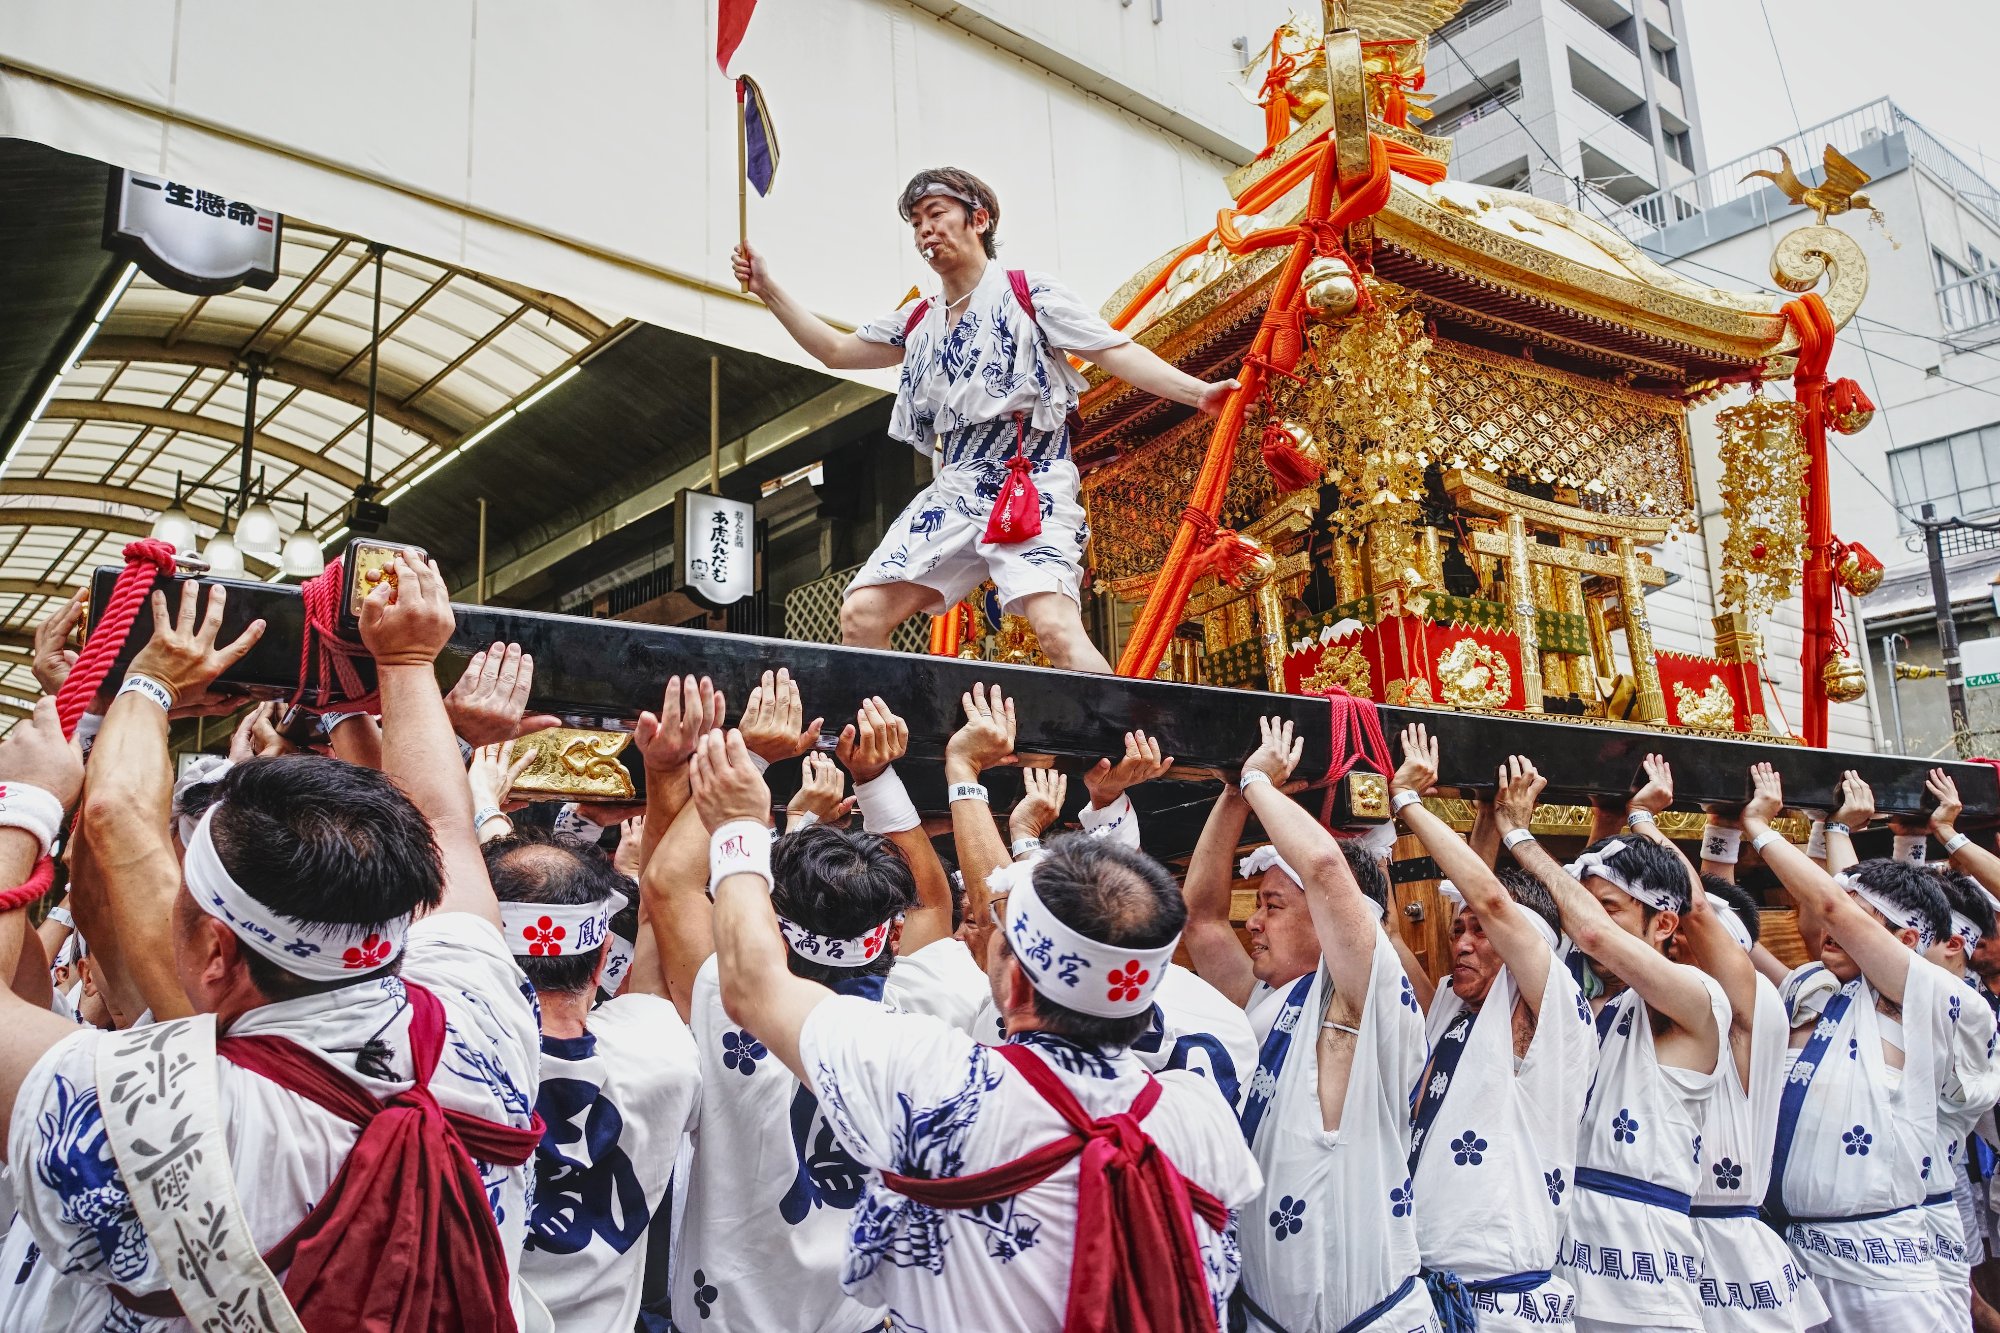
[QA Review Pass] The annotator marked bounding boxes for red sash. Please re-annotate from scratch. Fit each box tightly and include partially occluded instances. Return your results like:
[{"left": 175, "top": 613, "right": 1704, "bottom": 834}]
[
  {"left": 114, "top": 983, "right": 543, "bottom": 1332},
  {"left": 879, "top": 1041, "right": 1228, "bottom": 1333}
]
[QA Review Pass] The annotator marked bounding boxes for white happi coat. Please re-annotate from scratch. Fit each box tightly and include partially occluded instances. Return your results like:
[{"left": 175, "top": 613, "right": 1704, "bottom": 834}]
[
  {"left": 675, "top": 954, "right": 887, "bottom": 1332},
  {"left": 1769, "top": 954, "right": 1999, "bottom": 1320},
  {"left": 5, "top": 914, "right": 541, "bottom": 1333},
  {"left": 1690, "top": 973, "right": 1827, "bottom": 1331},
  {"left": 521, "top": 993, "right": 699, "bottom": 1333},
  {"left": 1558, "top": 974, "right": 1730, "bottom": 1331},
  {"left": 1412, "top": 957, "right": 1596, "bottom": 1331},
  {"left": 850, "top": 264, "right": 1129, "bottom": 614},
  {"left": 1924, "top": 971, "right": 2000, "bottom": 1317},
  {"left": 1240, "top": 933, "right": 1439, "bottom": 1333},
  {"left": 798, "top": 999, "right": 1262, "bottom": 1333}
]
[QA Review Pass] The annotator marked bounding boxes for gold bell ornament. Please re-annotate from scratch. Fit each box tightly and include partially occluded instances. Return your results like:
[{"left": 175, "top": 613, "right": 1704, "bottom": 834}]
[
  {"left": 1301, "top": 257, "right": 1359, "bottom": 320},
  {"left": 1834, "top": 541, "right": 1884, "bottom": 597},
  {"left": 1822, "top": 647, "right": 1868, "bottom": 704}
]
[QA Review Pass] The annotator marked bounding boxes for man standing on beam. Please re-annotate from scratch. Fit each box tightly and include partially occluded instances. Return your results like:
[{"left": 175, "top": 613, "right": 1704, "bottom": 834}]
[{"left": 733, "top": 168, "right": 1236, "bottom": 672}]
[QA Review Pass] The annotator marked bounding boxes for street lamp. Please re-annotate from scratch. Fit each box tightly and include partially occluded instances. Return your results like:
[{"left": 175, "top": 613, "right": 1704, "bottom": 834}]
[{"left": 148, "top": 470, "right": 199, "bottom": 553}]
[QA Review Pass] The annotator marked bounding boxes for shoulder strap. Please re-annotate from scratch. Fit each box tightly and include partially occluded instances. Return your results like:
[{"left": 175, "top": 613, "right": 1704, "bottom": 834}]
[
  {"left": 1007, "top": 269, "right": 1036, "bottom": 322},
  {"left": 1764, "top": 981, "right": 1858, "bottom": 1221},
  {"left": 901, "top": 297, "right": 931, "bottom": 338},
  {"left": 97, "top": 1015, "right": 307, "bottom": 1333}
]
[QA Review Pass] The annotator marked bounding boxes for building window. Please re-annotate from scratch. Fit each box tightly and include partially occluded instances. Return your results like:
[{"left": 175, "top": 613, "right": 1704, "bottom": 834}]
[
  {"left": 1935, "top": 248, "right": 2000, "bottom": 334},
  {"left": 1664, "top": 129, "right": 1694, "bottom": 169},
  {"left": 1427, "top": 77, "right": 1524, "bottom": 137},
  {"left": 1889, "top": 424, "right": 2000, "bottom": 525},
  {"left": 1649, "top": 44, "right": 1681, "bottom": 87}
]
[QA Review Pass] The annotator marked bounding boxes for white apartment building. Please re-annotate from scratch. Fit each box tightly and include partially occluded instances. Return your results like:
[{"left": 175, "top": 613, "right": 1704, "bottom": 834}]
[
  {"left": 1425, "top": 0, "right": 1707, "bottom": 211},
  {"left": 1613, "top": 100, "right": 2000, "bottom": 757}
]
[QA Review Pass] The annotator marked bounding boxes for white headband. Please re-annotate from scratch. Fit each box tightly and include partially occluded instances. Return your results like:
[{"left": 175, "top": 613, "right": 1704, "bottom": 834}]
[
  {"left": 1566, "top": 840, "right": 1678, "bottom": 915},
  {"left": 1836, "top": 872, "right": 1936, "bottom": 949},
  {"left": 993, "top": 855, "right": 1177, "bottom": 1018},
  {"left": 600, "top": 931, "right": 637, "bottom": 994},
  {"left": 1710, "top": 901, "right": 1754, "bottom": 953},
  {"left": 776, "top": 913, "right": 898, "bottom": 968},
  {"left": 500, "top": 888, "right": 627, "bottom": 960},
  {"left": 174, "top": 755, "right": 234, "bottom": 844},
  {"left": 1951, "top": 912, "right": 1984, "bottom": 952},
  {"left": 900, "top": 181, "right": 982, "bottom": 219},
  {"left": 1437, "top": 879, "right": 1561, "bottom": 952},
  {"left": 1239, "top": 844, "right": 1386, "bottom": 921},
  {"left": 184, "top": 806, "right": 410, "bottom": 980}
]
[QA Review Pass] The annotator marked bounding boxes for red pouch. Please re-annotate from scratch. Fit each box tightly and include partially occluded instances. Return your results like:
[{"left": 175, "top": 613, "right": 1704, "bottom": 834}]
[{"left": 981, "top": 412, "right": 1043, "bottom": 545}]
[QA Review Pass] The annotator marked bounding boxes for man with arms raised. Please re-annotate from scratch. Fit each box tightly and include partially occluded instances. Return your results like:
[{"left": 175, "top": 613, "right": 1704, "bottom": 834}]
[
  {"left": 1, "top": 559, "right": 543, "bottom": 1332},
  {"left": 698, "top": 688, "right": 1261, "bottom": 1332},
  {"left": 1743, "top": 762, "right": 2000, "bottom": 1331},
  {"left": 732, "top": 169, "right": 1235, "bottom": 671},
  {"left": 1494, "top": 756, "right": 1728, "bottom": 1333},
  {"left": 1392, "top": 725, "right": 1596, "bottom": 1330}
]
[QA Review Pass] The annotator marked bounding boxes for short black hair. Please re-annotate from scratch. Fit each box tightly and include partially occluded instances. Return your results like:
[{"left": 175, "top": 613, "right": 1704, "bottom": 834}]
[
  {"left": 205, "top": 756, "right": 443, "bottom": 1000},
  {"left": 772, "top": 824, "right": 918, "bottom": 985},
  {"left": 1849, "top": 858, "right": 1952, "bottom": 946},
  {"left": 898, "top": 167, "right": 1001, "bottom": 258},
  {"left": 1497, "top": 865, "right": 1562, "bottom": 939},
  {"left": 1703, "top": 876, "right": 1764, "bottom": 947},
  {"left": 1938, "top": 870, "right": 1995, "bottom": 945},
  {"left": 1340, "top": 839, "right": 1388, "bottom": 914},
  {"left": 1579, "top": 835, "right": 1690, "bottom": 919},
  {"left": 484, "top": 828, "right": 626, "bottom": 997},
  {"left": 997, "top": 834, "right": 1185, "bottom": 1048}
]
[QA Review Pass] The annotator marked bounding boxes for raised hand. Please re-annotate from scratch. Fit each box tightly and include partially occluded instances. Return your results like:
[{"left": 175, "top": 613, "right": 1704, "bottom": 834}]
[
  {"left": 31, "top": 592, "right": 85, "bottom": 695},
  {"left": 1743, "top": 762, "right": 1784, "bottom": 827},
  {"left": 1832, "top": 769, "right": 1875, "bottom": 829},
  {"left": 634, "top": 675, "right": 725, "bottom": 773},
  {"left": 0, "top": 697, "right": 82, "bottom": 811},
  {"left": 731, "top": 242, "right": 769, "bottom": 298},
  {"left": 1010, "top": 767, "right": 1069, "bottom": 844},
  {"left": 1240, "top": 715, "right": 1303, "bottom": 789},
  {"left": 229, "top": 701, "right": 292, "bottom": 762},
  {"left": 127, "top": 584, "right": 265, "bottom": 707},
  {"left": 1491, "top": 755, "right": 1547, "bottom": 834},
  {"left": 1630, "top": 753, "right": 1673, "bottom": 816},
  {"left": 836, "top": 696, "right": 909, "bottom": 785},
  {"left": 467, "top": 740, "right": 533, "bottom": 814},
  {"left": 689, "top": 729, "right": 774, "bottom": 833},
  {"left": 612, "top": 815, "right": 645, "bottom": 879},
  {"left": 357, "top": 554, "right": 453, "bottom": 668},
  {"left": 787, "top": 752, "right": 853, "bottom": 825},
  {"left": 1927, "top": 769, "right": 1964, "bottom": 837},
  {"left": 445, "top": 642, "right": 561, "bottom": 747},
  {"left": 1084, "top": 730, "right": 1174, "bottom": 807},
  {"left": 944, "top": 683, "right": 1018, "bottom": 778},
  {"left": 739, "top": 668, "right": 823, "bottom": 763},
  {"left": 1390, "top": 723, "right": 1439, "bottom": 797}
]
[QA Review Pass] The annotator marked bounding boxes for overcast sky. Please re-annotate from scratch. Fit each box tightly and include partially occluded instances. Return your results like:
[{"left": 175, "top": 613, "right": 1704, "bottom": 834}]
[{"left": 1683, "top": 0, "right": 1997, "bottom": 174}]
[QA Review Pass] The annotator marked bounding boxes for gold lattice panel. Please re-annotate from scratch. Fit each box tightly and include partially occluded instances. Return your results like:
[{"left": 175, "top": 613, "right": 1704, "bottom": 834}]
[
  {"left": 1083, "top": 415, "right": 1279, "bottom": 587},
  {"left": 1428, "top": 341, "right": 1693, "bottom": 523},
  {"left": 783, "top": 564, "right": 932, "bottom": 653}
]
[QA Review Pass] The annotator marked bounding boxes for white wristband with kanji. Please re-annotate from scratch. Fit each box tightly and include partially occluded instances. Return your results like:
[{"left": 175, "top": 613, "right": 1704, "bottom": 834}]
[
  {"left": 1702, "top": 825, "right": 1742, "bottom": 865},
  {"left": 709, "top": 820, "right": 774, "bottom": 893},
  {"left": 1390, "top": 790, "right": 1422, "bottom": 817},
  {"left": 854, "top": 766, "right": 920, "bottom": 834},
  {"left": 1502, "top": 827, "right": 1536, "bottom": 852},
  {"left": 1943, "top": 832, "right": 1972, "bottom": 856},
  {"left": 1893, "top": 833, "right": 1927, "bottom": 864},
  {"left": 0, "top": 782, "right": 66, "bottom": 858},
  {"left": 118, "top": 673, "right": 174, "bottom": 712}
]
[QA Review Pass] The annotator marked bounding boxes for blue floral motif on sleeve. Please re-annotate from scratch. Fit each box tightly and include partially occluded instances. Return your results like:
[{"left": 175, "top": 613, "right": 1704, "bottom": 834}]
[{"left": 33, "top": 1074, "right": 148, "bottom": 1280}]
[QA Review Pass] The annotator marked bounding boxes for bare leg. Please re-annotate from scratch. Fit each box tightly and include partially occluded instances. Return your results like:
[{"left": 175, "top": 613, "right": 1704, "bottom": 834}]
[
  {"left": 840, "top": 580, "right": 941, "bottom": 650},
  {"left": 1019, "top": 591, "right": 1111, "bottom": 674}
]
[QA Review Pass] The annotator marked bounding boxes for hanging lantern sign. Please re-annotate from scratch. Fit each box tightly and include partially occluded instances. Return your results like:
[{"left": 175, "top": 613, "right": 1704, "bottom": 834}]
[
  {"left": 675, "top": 489, "right": 758, "bottom": 607},
  {"left": 102, "top": 168, "right": 282, "bottom": 295}
]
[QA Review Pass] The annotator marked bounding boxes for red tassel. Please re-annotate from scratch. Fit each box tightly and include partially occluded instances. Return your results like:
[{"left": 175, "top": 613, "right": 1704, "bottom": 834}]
[{"left": 1261, "top": 420, "right": 1320, "bottom": 492}]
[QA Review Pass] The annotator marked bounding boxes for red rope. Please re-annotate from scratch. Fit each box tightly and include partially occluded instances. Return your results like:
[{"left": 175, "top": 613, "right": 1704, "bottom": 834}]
[
  {"left": 53, "top": 539, "right": 179, "bottom": 739},
  {"left": 1307, "top": 685, "right": 1393, "bottom": 824},
  {"left": 292, "top": 558, "right": 380, "bottom": 713},
  {"left": 0, "top": 856, "right": 55, "bottom": 914}
]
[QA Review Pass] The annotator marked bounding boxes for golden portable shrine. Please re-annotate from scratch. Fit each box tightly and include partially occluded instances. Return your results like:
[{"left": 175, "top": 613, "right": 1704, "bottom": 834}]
[{"left": 933, "top": 2, "right": 1879, "bottom": 763}]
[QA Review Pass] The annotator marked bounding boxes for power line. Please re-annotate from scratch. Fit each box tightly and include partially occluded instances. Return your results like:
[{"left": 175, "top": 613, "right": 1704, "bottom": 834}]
[{"left": 1756, "top": 0, "right": 1807, "bottom": 141}]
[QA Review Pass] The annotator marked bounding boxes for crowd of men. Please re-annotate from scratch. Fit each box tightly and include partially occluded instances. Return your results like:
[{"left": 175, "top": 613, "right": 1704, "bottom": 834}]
[{"left": 0, "top": 563, "right": 1995, "bottom": 1333}]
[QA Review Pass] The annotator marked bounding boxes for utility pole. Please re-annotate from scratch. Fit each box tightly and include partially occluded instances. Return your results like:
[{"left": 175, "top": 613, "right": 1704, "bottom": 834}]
[{"left": 1912, "top": 500, "right": 1976, "bottom": 752}]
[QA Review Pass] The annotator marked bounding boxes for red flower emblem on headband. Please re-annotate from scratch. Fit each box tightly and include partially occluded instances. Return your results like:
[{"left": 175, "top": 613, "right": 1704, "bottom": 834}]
[
  {"left": 523, "top": 916, "right": 567, "bottom": 956},
  {"left": 862, "top": 923, "right": 891, "bottom": 957},
  {"left": 1106, "top": 960, "right": 1150, "bottom": 1004},
  {"left": 343, "top": 933, "right": 393, "bottom": 970}
]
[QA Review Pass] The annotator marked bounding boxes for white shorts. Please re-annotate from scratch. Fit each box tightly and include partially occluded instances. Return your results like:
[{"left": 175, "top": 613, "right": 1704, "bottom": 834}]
[
  {"left": 849, "top": 451, "right": 1088, "bottom": 615},
  {"left": 1813, "top": 1273, "right": 1943, "bottom": 1332}
]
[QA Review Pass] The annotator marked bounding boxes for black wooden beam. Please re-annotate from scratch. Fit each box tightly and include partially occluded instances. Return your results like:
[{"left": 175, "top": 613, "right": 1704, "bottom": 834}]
[{"left": 86, "top": 568, "right": 2000, "bottom": 828}]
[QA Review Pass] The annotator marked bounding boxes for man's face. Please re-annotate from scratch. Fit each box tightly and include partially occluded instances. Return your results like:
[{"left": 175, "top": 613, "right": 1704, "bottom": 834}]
[
  {"left": 1449, "top": 906, "right": 1505, "bottom": 1006},
  {"left": 1245, "top": 869, "right": 1318, "bottom": 987},
  {"left": 1585, "top": 876, "right": 1674, "bottom": 982},
  {"left": 1822, "top": 893, "right": 1918, "bottom": 982},
  {"left": 909, "top": 196, "right": 986, "bottom": 270},
  {"left": 1972, "top": 931, "right": 2000, "bottom": 987}
]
